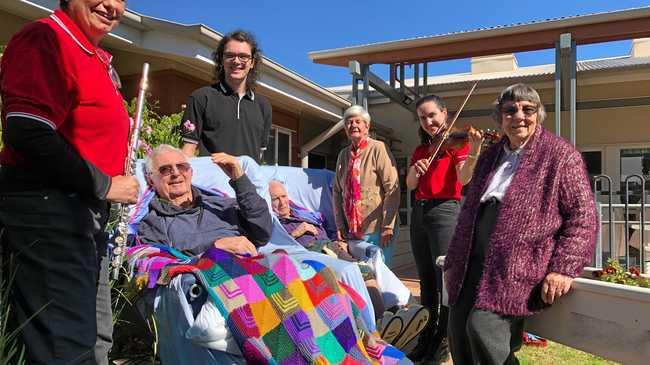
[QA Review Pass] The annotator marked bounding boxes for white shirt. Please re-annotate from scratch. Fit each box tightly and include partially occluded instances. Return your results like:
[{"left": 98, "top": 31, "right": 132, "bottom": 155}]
[{"left": 480, "top": 143, "right": 525, "bottom": 202}]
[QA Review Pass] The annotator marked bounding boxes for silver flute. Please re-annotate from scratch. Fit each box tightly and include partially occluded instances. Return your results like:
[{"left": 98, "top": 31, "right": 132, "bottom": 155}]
[{"left": 111, "top": 62, "right": 150, "bottom": 280}]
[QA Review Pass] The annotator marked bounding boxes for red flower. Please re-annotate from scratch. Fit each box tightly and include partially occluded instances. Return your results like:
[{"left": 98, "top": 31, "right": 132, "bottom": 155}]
[
  {"left": 593, "top": 270, "right": 603, "bottom": 278},
  {"left": 629, "top": 267, "right": 641, "bottom": 277},
  {"left": 604, "top": 267, "right": 616, "bottom": 274}
]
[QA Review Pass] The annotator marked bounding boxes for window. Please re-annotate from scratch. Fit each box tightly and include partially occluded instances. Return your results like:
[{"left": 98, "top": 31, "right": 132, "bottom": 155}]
[
  {"left": 582, "top": 151, "right": 602, "bottom": 176},
  {"left": 619, "top": 148, "right": 650, "bottom": 203},
  {"left": 582, "top": 150, "right": 603, "bottom": 191},
  {"left": 308, "top": 153, "right": 327, "bottom": 169},
  {"left": 262, "top": 126, "right": 292, "bottom": 166}
]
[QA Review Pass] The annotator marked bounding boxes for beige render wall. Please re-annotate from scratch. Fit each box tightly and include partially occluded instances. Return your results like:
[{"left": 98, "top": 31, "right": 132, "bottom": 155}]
[
  {"left": 368, "top": 74, "right": 650, "bottom": 195},
  {"left": 368, "top": 102, "right": 419, "bottom": 159},
  {"left": 0, "top": 12, "right": 28, "bottom": 45}
]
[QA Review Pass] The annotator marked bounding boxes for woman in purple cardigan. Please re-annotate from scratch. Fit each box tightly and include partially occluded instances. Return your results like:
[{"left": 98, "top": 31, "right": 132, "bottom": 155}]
[{"left": 443, "top": 83, "right": 598, "bottom": 365}]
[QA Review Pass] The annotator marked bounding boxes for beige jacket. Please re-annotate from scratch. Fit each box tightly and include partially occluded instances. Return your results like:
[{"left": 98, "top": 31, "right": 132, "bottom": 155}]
[{"left": 333, "top": 138, "right": 400, "bottom": 237}]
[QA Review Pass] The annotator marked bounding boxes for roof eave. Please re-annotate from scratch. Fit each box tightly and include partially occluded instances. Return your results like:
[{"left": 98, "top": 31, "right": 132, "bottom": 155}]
[{"left": 309, "top": 6, "right": 650, "bottom": 66}]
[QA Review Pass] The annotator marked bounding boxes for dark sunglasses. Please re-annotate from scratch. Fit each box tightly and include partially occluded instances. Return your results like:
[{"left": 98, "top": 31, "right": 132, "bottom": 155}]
[
  {"left": 501, "top": 105, "right": 538, "bottom": 117},
  {"left": 157, "top": 163, "right": 191, "bottom": 176}
]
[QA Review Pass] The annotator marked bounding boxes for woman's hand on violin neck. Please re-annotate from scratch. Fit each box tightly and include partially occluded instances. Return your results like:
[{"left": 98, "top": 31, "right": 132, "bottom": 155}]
[{"left": 468, "top": 128, "right": 484, "bottom": 155}]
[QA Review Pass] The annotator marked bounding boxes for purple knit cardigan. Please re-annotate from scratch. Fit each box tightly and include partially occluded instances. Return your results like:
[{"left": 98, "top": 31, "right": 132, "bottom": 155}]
[{"left": 443, "top": 126, "right": 598, "bottom": 316}]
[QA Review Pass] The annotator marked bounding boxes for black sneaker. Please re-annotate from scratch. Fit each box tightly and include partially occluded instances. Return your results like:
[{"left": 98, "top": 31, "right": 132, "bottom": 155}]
[
  {"left": 423, "top": 337, "right": 450, "bottom": 364},
  {"left": 407, "top": 324, "right": 434, "bottom": 362},
  {"left": 407, "top": 338, "right": 429, "bottom": 362}
]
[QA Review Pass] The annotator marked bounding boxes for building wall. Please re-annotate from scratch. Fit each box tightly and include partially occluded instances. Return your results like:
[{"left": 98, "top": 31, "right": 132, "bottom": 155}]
[
  {"left": 121, "top": 69, "right": 205, "bottom": 115},
  {"left": 119, "top": 68, "right": 303, "bottom": 166},
  {"left": 0, "top": 11, "right": 28, "bottom": 44},
  {"left": 366, "top": 73, "right": 650, "bottom": 197}
]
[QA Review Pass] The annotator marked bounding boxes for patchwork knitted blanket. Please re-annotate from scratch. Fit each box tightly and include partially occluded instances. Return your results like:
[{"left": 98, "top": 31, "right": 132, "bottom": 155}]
[{"left": 127, "top": 244, "right": 405, "bottom": 364}]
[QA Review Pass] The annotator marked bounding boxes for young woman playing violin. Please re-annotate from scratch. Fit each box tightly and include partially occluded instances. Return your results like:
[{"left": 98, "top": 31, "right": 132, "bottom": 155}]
[{"left": 406, "top": 94, "right": 483, "bottom": 363}]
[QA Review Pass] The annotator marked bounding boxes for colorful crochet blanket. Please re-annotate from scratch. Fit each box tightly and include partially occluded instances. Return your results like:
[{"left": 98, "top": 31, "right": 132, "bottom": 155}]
[{"left": 127, "top": 244, "right": 405, "bottom": 364}]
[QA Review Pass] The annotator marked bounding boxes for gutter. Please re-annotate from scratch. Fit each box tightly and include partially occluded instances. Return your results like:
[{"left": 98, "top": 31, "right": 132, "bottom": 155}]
[{"left": 309, "top": 6, "right": 650, "bottom": 62}]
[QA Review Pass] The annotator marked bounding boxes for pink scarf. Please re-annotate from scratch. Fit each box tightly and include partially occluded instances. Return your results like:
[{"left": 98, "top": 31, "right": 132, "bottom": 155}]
[{"left": 344, "top": 138, "right": 368, "bottom": 239}]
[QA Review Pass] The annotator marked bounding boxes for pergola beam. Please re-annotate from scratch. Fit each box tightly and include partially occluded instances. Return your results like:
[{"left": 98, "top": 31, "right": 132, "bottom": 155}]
[
  {"left": 311, "top": 14, "right": 650, "bottom": 66},
  {"left": 349, "top": 61, "right": 416, "bottom": 113}
]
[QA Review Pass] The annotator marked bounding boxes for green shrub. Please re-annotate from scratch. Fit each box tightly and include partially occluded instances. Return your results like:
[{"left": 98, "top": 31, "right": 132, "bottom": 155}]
[{"left": 124, "top": 98, "right": 183, "bottom": 159}]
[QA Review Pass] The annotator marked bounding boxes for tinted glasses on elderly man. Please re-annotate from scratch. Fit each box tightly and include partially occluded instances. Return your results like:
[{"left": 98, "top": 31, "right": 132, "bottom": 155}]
[{"left": 157, "top": 162, "right": 192, "bottom": 176}]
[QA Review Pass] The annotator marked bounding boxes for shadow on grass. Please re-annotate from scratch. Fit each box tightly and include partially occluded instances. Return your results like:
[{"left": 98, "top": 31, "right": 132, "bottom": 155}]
[
  {"left": 108, "top": 267, "right": 159, "bottom": 365},
  {"left": 0, "top": 246, "right": 49, "bottom": 365}
]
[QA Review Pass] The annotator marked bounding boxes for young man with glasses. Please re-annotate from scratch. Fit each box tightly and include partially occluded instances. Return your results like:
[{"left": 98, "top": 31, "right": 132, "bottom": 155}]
[
  {"left": 180, "top": 30, "right": 272, "bottom": 164},
  {"left": 139, "top": 144, "right": 272, "bottom": 256}
]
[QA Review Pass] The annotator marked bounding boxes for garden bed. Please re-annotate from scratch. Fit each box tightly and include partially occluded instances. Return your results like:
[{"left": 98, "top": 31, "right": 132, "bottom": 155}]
[
  {"left": 437, "top": 256, "right": 650, "bottom": 365},
  {"left": 525, "top": 267, "right": 650, "bottom": 365}
]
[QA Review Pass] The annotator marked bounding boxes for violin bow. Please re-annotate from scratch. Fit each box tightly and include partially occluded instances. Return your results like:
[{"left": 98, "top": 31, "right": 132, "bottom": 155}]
[{"left": 424, "top": 81, "right": 479, "bottom": 167}]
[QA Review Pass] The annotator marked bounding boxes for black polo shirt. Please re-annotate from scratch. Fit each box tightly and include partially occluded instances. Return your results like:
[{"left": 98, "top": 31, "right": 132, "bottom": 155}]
[{"left": 180, "top": 82, "right": 272, "bottom": 163}]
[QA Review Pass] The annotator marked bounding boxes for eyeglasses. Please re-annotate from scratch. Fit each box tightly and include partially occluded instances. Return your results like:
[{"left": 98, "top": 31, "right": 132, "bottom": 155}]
[
  {"left": 501, "top": 105, "right": 538, "bottom": 117},
  {"left": 224, "top": 52, "right": 252, "bottom": 63},
  {"left": 157, "top": 163, "right": 191, "bottom": 176}
]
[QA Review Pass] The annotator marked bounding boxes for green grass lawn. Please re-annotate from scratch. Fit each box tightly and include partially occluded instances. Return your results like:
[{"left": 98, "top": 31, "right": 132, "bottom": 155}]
[{"left": 518, "top": 341, "right": 619, "bottom": 365}]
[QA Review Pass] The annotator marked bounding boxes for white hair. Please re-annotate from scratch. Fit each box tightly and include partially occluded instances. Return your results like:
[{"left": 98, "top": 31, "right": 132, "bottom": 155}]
[
  {"left": 143, "top": 144, "right": 187, "bottom": 175},
  {"left": 268, "top": 179, "right": 286, "bottom": 189},
  {"left": 343, "top": 105, "right": 371, "bottom": 125}
]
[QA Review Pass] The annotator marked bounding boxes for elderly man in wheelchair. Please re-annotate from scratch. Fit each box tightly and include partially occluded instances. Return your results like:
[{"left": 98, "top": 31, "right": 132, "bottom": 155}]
[{"left": 126, "top": 144, "right": 418, "bottom": 364}]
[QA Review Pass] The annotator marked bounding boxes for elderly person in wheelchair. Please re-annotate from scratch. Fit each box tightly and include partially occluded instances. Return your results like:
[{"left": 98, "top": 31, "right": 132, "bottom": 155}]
[
  {"left": 137, "top": 145, "right": 272, "bottom": 256},
  {"left": 269, "top": 180, "right": 428, "bottom": 351},
  {"left": 130, "top": 145, "right": 414, "bottom": 364}
]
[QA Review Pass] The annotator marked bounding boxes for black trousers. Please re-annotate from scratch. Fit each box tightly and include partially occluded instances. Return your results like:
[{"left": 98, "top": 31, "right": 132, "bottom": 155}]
[
  {"left": 410, "top": 199, "right": 460, "bottom": 350},
  {"left": 0, "top": 190, "right": 113, "bottom": 365},
  {"left": 448, "top": 198, "right": 524, "bottom": 365}
]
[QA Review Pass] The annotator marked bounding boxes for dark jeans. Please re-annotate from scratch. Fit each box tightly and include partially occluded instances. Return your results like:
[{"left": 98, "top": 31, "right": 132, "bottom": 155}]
[
  {"left": 0, "top": 190, "right": 113, "bottom": 365},
  {"left": 410, "top": 199, "right": 459, "bottom": 349},
  {"left": 448, "top": 198, "right": 523, "bottom": 365}
]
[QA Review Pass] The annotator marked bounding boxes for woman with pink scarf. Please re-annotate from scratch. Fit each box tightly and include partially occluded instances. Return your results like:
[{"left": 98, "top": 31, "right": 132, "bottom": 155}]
[{"left": 333, "top": 105, "right": 400, "bottom": 266}]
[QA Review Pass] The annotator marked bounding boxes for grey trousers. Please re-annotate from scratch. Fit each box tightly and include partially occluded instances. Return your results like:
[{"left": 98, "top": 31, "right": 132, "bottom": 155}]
[
  {"left": 448, "top": 198, "right": 523, "bottom": 365},
  {"left": 0, "top": 190, "right": 113, "bottom": 365},
  {"left": 96, "top": 254, "right": 113, "bottom": 365}
]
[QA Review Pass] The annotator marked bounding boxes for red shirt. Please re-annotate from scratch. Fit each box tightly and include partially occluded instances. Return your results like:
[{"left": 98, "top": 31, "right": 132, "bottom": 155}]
[
  {"left": 411, "top": 142, "right": 469, "bottom": 201},
  {"left": 0, "top": 10, "right": 129, "bottom": 177}
]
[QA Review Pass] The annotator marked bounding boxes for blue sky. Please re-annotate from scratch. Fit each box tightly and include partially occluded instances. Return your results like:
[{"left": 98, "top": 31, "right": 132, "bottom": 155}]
[{"left": 127, "top": 0, "right": 650, "bottom": 87}]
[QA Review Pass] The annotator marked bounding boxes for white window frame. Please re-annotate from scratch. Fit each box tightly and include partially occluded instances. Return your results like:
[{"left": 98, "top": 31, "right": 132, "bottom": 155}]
[
  {"left": 269, "top": 125, "right": 293, "bottom": 166},
  {"left": 580, "top": 143, "right": 650, "bottom": 194}
]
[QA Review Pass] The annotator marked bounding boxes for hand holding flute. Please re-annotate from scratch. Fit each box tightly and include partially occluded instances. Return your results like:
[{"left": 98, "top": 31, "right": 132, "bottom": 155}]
[
  {"left": 111, "top": 62, "right": 149, "bottom": 279},
  {"left": 106, "top": 175, "right": 139, "bottom": 204}
]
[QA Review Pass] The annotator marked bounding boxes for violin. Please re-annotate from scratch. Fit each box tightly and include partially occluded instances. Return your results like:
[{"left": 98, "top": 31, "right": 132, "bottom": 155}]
[
  {"left": 416, "top": 81, "right": 498, "bottom": 177},
  {"left": 416, "top": 82, "right": 478, "bottom": 177},
  {"left": 428, "top": 125, "right": 501, "bottom": 160}
]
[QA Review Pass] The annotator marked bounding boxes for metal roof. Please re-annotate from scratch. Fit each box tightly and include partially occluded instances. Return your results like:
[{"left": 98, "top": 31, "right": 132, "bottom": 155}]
[
  {"left": 328, "top": 56, "right": 650, "bottom": 93},
  {"left": 309, "top": 6, "right": 650, "bottom": 66}
]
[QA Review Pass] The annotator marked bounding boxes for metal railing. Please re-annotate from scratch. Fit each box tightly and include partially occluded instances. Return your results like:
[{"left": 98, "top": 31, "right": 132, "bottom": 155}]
[{"left": 594, "top": 174, "right": 647, "bottom": 273}]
